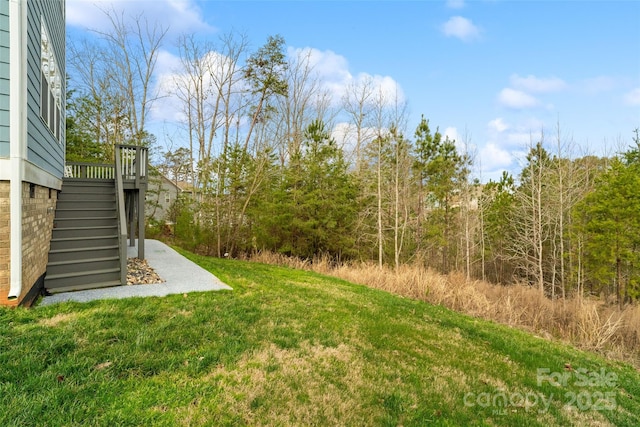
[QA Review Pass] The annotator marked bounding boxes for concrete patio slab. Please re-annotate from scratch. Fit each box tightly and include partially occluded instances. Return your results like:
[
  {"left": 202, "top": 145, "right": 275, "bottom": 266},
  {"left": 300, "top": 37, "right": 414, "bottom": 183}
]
[{"left": 40, "top": 239, "right": 231, "bottom": 305}]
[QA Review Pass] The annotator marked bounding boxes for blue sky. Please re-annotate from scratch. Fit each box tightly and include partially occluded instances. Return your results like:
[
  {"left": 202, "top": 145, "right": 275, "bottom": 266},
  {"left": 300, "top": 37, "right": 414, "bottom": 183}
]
[{"left": 66, "top": 0, "right": 640, "bottom": 181}]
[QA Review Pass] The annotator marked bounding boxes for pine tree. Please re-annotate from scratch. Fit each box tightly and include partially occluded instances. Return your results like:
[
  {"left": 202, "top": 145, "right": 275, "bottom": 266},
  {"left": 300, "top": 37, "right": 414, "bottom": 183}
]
[
  {"left": 576, "top": 133, "right": 640, "bottom": 307},
  {"left": 256, "top": 120, "right": 357, "bottom": 259},
  {"left": 413, "top": 116, "right": 465, "bottom": 272}
]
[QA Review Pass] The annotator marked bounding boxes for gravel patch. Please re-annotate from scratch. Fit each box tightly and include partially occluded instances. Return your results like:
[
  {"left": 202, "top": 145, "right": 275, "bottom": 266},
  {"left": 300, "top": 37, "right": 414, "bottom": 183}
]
[{"left": 127, "top": 257, "right": 164, "bottom": 285}]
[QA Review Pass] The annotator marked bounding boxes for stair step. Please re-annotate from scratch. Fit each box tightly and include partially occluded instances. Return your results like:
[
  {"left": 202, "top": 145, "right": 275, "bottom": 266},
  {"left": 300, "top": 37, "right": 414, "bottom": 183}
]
[
  {"left": 46, "top": 267, "right": 121, "bottom": 279},
  {"left": 45, "top": 280, "right": 122, "bottom": 294},
  {"left": 60, "top": 186, "right": 116, "bottom": 195},
  {"left": 54, "top": 217, "right": 118, "bottom": 228},
  {"left": 46, "top": 257, "right": 120, "bottom": 277},
  {"left": 45, "top": 268, "right": 121, "bottom": 292},
  {"left": 48, "top": 246, "right": 119, "bottom": 263},
  {"left": 59, "top": 181, "right": 114, "bottom": 187},
  {"left": 47, "top": 256, "right": 119, "bottom": 267},
  {"left": 57, "top": 192, "right": 116, "bottom": 202},
  {"left": 55, "top": 208, "right": 117, "bottom": 219},
  {"left": 50, "top": 236, "right": 119, "bottom": 250},
  {"left": 52, "top": 225, "right": 118, "bottom": 239},
  {"left": 61, "top": 180, "right": 115, "bottom": 187},
  {"left": 56, "top": 199, "right": 116, "bottom": 209},
  {"left": 54, "top": 216, "right": 117, "bottom": 221}
]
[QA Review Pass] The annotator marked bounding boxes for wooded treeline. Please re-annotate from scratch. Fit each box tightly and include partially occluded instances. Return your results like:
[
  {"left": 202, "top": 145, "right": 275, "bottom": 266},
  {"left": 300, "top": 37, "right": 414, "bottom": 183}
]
[{"left": 66, "top": 14, "right": 640, "bottom": 305}]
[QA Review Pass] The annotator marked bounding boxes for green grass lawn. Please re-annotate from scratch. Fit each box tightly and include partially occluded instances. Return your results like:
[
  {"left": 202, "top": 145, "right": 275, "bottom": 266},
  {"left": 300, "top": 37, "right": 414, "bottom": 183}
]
[{"left": 2, "top": 250, "right": 639, "bottom": 426}]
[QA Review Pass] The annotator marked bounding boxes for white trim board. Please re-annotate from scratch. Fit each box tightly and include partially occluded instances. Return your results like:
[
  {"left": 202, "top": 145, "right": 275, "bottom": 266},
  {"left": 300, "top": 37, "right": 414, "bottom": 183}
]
[{"left": 0, "top": 158, "right": 62, "bottom": 190}]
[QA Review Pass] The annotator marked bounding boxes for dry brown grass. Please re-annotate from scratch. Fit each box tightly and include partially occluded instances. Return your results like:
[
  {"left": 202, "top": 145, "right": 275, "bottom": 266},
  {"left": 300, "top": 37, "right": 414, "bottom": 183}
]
[
  {"left": 248, "top": 251, "right": 640, "bottom": 367},
  {"left": 185, "top": 341, "right": 372, "bottom": 426},
  {"left": 38, "top": 312, "right": 80, "bottom": 327}
]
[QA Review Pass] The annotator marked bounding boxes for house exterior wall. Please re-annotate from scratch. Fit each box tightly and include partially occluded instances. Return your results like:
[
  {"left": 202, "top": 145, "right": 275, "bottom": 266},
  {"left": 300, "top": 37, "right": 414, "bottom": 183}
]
[
  {"left": 0, "top": 0, "right": 65, "bottom": 306},
  {"left": 19, "top": 182, "right": 56, "bottom": 305},
  {"left": 26, "top": 0, "right": 65, "bottom": 176},
  {"left": 0, "top": 0, "right": 66, "bottom": 186},
  {"left": 0, "top": 183, "right": 56, "bottom": 306},
  {"left": 0, "top": 0, "right": 9, "bottom": 158},
  {"left": 146, "top": 174, "right": 181, "bottom": 222}
]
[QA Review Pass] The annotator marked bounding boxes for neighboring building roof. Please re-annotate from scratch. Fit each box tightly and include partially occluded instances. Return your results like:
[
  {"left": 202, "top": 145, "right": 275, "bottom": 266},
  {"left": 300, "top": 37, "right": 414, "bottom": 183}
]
[
  {"left": 175, "top": 180, "right": 195, "bottom": 193},
  {"left": 157, "top": 174, "right": 183, "bottom": 193}
]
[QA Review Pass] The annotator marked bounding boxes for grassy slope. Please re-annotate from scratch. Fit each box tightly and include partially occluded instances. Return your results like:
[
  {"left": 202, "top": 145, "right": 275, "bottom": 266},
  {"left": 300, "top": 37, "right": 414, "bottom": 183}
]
[{"left": 1, "top": 251, "right": 639, "bottom": 426}]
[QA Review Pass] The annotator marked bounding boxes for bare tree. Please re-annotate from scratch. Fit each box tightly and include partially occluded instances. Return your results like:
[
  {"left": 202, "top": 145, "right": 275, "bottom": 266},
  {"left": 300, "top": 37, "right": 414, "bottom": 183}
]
[
  {"left": 68, "top": 7, "right": 167, "bottom": 160},
  {"left": 173, "top": 34, "right": 210, "bottom": 189},
  {"left": 390, "top": 126, "right": 412, "bottom": 269},
  {"left": 342, "top": 77, "right": 376, "bottom": 174},
  {"left": 511, "top": 133, "right": 551, "bottom": 295},
  {"left": 94, "top": 7, "right": 168, "bottom": 144},
  {"left": 458, "top": 128, "right": 476, "bottom": 280},
  {"left": 172, "top": 32, "right": 248, "bottom": 189},
  {"left": 370, "top": 87, "right": 390, "bottom": 267},
  {"left": 360, "top": 83, "right": 410, "bottom": 268},
  {"left": 388, "top": 90, "right": 410, "bottom": 269},
  {"left": 550, "top": 119, "right": 578, "bottom": 299},
  {"left": 167, "top": 31, "right": 251, "bottom": 256},
  {"left": 271, "top": 47, "right": 326, "bottom": 167},
  {"left": 68, "top": 38, "right": 126, "bottom": 158}
]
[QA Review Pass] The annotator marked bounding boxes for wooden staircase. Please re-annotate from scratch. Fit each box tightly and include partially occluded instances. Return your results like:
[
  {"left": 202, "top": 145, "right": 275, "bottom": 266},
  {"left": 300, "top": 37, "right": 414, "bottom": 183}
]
[
  {"left": 45, "top": 179, "right": 122, "bottom": 293},
  {"left": 44, "top": 144, "right": 148, "bottom": 294}
]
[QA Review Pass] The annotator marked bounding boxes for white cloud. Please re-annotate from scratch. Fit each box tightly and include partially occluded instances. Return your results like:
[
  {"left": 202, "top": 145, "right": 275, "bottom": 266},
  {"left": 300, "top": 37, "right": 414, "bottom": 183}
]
[
  {"left": 480, "top": 142, "right": 513, "bottom": 171},
  {"left": 66, "top": 0, "right": 215, "bottom": 35},
  {"left": 497, "top": 88, "right": 539, "bottom": 109},
  {"left": 155, "top": 49, "right": 183, "bottom": 80},
  {"left": 479, "top": 117, "right": 554, "bottom": 180},
  {"left": 505, "top": 120, "right": 545, "bottom": 147},
  {"left": 150, "top": 44, "right": 406, "bottom": 128},
  {"left": 289, "top": 47, "right": 352, "bottom": 84},
  {"left": 150, "top": 49, "right": 241, "bottom": 123},
  {"left": 289, "top": 47, "right": 405, "bottom": 108},
  {"left": 151, "top": 51, "right": 189, "bottom": 123},
  {"left": 445, "top": 0, "right": 465, "bottom": 9},
  {"left": 444, "top": 127, "right": 476, "bottom": 155},
  {"left": 488, "top": 118, "right": 509, "bottom": 133},
  {"left": 363, "top": 74, "right": 406, "bottom": 105},
  {"left": 441, "top": 16, "right": 481, "bottom": 42},
  {"left": 332, "top": 122, "right": 355, "bottom": 146},
  {"left": 624, "top": 88, "right": 640, "bottom": 106},
  {"left": 444, "top": 127, "right": 459, "bottom": 143},
  {"left": 332, "top": 122, "right": 380, "bottom": 161},
  {"left": 290, "top": 47, "right": 353, "bottom": 105},
  {"left": 509, "top": 74, "right": 566, "bottom": 93}
]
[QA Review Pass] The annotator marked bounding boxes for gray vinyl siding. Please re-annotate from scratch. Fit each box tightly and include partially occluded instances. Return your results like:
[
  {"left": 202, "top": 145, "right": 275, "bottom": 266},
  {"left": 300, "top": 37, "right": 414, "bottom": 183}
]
[
  {"left": 26, "top": 0, "right": 65, "bottom": 177},
  {"left": 0, "top": 0, "right": 9, "bottom": 158}
]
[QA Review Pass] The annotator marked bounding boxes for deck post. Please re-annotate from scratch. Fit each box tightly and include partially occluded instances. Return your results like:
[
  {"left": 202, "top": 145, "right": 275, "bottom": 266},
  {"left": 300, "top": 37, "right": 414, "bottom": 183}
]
[
  {"left": 138, "top": 186, "right": 145, "bottom": 259},
  {"left": 128, "top": 191, "right": 135, "bottom": 248}
]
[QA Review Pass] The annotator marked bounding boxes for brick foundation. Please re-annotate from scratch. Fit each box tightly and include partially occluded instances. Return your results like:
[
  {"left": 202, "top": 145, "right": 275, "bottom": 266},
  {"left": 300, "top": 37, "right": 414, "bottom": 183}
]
[{"left": 0, "top": 181, "right": 57, "bottom": 307}]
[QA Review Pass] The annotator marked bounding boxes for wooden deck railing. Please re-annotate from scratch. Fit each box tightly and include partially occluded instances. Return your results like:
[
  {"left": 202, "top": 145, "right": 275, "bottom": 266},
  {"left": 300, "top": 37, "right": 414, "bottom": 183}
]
[
  {"left": 65, "top": 144, "right": 148, "bottom": 187},
  {"left": 64, "top": 163, "right": 115, "bottom": 179},
  {"left": 117, "top": 144, "right": 148, "bottom": 188}
]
